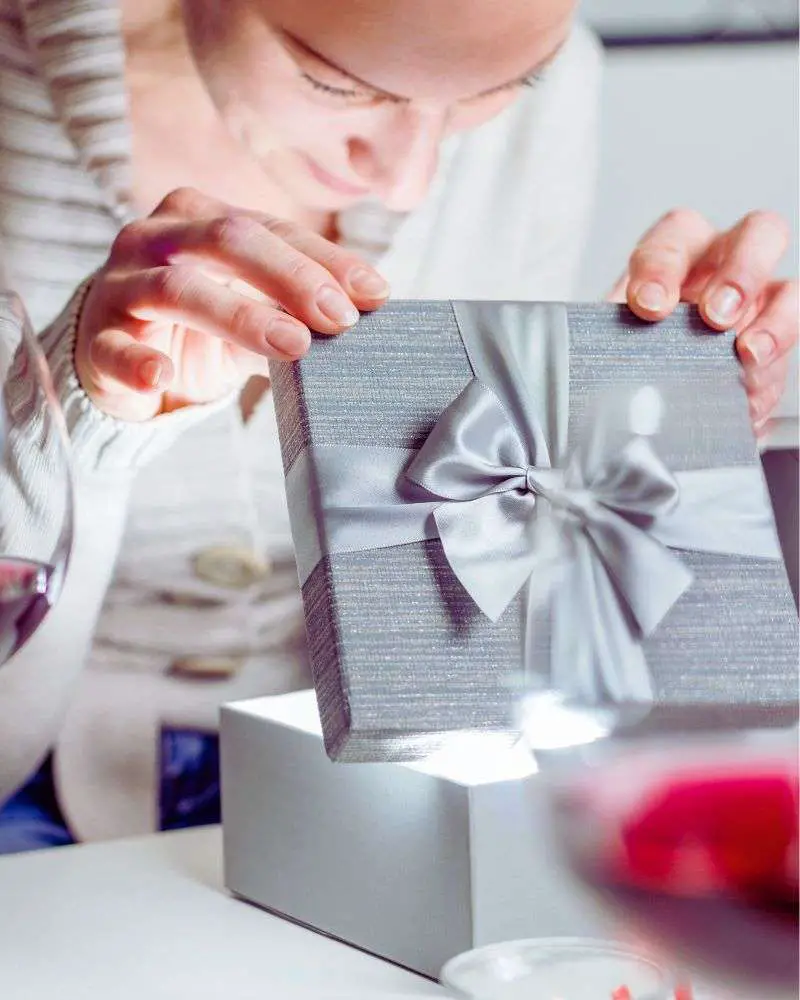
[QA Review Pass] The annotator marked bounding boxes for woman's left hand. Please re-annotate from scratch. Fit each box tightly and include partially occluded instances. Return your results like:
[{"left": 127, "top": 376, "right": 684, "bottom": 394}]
[{"left": 610, "top": 209, "right": 798, "bottom": 435}]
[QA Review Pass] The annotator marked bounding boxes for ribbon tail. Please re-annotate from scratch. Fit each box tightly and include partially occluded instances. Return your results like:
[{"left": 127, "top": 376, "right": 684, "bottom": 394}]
[
  {"left": 551, "top": 536, "right": 656, "bottom": 705},
  {"left": 585, "top": 504, "right": 693, "bottom": 636},
  {"left": 550, "top": 545, "right": 601, "bottom": 704}
]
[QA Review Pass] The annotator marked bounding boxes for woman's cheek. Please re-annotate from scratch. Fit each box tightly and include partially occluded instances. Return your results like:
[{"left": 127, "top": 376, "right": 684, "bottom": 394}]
[{"left": 236, "top": 93, "right": 352, "bottom": 164}]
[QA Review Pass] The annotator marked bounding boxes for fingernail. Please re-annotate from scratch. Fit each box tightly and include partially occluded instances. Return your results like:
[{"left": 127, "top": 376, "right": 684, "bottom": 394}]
[
  {"left": 706, "top": 284, "right": 743, "bottom": 325},
  {"left": 140, "top": 358, "right": 163, "bottom": 389},
  {"left": 739, "top": 330, "right": 775, "bottom": 366},
  {"left": 635, "top": 282, "right": 668, "bottom": 313},
  {"left": 348, "top": 266, "right": 390, "bottom": 299},
  {"left": 317, "top": 285, "right": 360, "bottom": 327},
  {"left": 271, "top": 318, "right": 310, "bottom": 356}
]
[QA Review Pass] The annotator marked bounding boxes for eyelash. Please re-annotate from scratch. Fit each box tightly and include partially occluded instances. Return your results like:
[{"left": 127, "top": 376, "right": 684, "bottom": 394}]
[
  {"left": 300, "top": 72, "right": 367, "bottom": 101},
  {"left": 519, "top": 71, "right": 544, "bottom": 89},
  {"left": 299, "top": 68, "right": 546, "bottom": 104}
]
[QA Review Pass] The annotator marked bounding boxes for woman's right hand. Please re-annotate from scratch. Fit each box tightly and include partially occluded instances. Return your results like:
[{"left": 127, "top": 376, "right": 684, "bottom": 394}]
[{"left": 75, "top": 187, "right": 390, "bottom": 422}]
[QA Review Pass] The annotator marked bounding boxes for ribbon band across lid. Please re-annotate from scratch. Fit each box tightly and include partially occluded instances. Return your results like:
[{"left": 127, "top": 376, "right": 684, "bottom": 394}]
[{"left": 286, "top": 303, "right": 782, "bottom": 704}]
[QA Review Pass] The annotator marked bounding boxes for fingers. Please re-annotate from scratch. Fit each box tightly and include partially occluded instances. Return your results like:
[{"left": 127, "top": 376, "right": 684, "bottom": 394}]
[
  {"left": 737, "top": 280, "right": 798, "bottom": 430},
  {"left": 109, "top": 214, "right": 389, "bottom": 334},
  {"left": 79, "top": 187, "right": 392, "bottom": 420},
  {"left": 84, "top": 326, "right": 174, "bottom": 399},
  {"left": 105, "top": 266, "right": 312, "bottom": 360},
  {"left": 698, "top": 211, "right": 790, "bottom": 331},
  {"left": 743, "top": 354, "right": 790, "bottom": 433},
  {"left": 258, "top": 217, "right": 390, "bottom": 307},
  {"left": 75, "top": 328, "right": 174, "bottom": 421},
  {"left": 85, "top": 322, "right": 267, "bottom": 406},
  {"left": 626, "top": 209, "right": 716, "bottom": 320},
  {"left": 737, "top": 279, "right": 798, "bottom": 367}
]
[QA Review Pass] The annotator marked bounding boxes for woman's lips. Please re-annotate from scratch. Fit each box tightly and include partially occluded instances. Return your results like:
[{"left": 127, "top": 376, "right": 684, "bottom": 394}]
[{"left": 302, "top": 154, "right": 369, "bottom": 197}]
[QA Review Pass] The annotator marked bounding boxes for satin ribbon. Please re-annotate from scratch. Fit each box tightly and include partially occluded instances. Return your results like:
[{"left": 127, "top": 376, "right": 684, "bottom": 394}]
[{"left": 286, "top": 303, "right": 781, "bottom": 705}]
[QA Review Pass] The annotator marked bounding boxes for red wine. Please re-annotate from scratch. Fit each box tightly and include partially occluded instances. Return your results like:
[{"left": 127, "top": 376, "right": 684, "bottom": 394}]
[
  {"left": 0, "top": 557, "right": 53, "bottom": 662},
  {"left": 550, "top": 751, "right": 799, "bottom": 993}
]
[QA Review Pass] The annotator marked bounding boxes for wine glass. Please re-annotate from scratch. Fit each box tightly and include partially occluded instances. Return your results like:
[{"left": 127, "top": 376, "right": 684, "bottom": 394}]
[
  {"left": 440, "top": 383, "right": 798, "bottom": 999},
  {"left": 539, "top": 734, "right": 798, "bottom": 998},
  {"left": 0, "top": 291, "right": 73, "bottom": 665}
]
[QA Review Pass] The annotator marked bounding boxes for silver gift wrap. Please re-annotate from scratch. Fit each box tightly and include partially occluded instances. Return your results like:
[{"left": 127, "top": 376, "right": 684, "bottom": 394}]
[{"left": 270, "top": 301, "right": 798, "bottom": 762}]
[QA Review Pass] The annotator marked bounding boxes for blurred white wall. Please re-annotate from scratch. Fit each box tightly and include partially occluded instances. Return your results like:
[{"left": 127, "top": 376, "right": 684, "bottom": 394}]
[
  {"left": 577, "top": 41, "right": 799, "bottom": 414},
  {"left": 580, "top": 0, "right": 798, "bottom": 37}
]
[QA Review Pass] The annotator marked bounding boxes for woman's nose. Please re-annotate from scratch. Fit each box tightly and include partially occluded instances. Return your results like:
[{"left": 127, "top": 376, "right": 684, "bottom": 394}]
[{"left": 346, "top": 104, "right": 447, "bottom": 212}]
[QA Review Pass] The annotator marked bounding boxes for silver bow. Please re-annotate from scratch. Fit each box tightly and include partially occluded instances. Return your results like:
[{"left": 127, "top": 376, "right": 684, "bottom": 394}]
[{"left": 405, "top": 378, "right": 704, "bottom": 702}]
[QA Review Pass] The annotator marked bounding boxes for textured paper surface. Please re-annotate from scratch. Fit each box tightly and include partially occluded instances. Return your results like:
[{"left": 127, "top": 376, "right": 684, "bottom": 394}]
[{"left": 271, "top": 302, "right": 798, "bottom": 761}]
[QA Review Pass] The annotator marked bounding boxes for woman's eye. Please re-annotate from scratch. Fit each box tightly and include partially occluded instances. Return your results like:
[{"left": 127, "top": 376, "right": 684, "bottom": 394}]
[
  {"left": 519, "top": 71, "right": 544, "bottom": 89},
  {"left": 300, "top": 72, "right": 369, "bottom": 102},
  {"left": 459, "top": 71, "right": 545, "bottom": 109}
]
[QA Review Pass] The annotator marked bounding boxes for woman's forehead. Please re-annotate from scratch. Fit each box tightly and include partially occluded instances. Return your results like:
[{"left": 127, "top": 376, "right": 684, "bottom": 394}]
[{"left": 256, "top": 0, "right": 576, "bottom": 99}]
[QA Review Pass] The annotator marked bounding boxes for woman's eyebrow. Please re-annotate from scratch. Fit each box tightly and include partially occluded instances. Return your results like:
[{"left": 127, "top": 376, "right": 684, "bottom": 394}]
[{"left": 283, "top": 29, "right": 564, "bottom": 100}]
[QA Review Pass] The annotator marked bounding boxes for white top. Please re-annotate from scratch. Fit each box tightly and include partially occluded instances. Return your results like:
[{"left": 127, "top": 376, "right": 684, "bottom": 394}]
[
  {"left": 0, "top": 0, "right": 603, "bottom": 839},
  {"left": 0, "top": 826, "right": 449, "bottom": 1000}
]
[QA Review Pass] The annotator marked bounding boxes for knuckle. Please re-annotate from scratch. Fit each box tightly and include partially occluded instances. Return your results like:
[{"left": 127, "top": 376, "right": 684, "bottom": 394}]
[
  {"left": 762, "top": 381, "right": 782, "bottom": 411},
  {"left": 283, "top": 252, "right": 318, "bottom": 288},
  {"left": 87, "top": 331, "right": 109, "bottom": 367},
  {"left": 660, "top": 206, "right": 708, "bottom": 231},
  {"left": 116, "top": 342, "right": 141, "bottom": 375},
  {"left": 206, "top": 214, "right": 261, "bottom": 252},
  {"left": 227, "top": 300, "right": 263, "bottom": 342},
  {"left": 156, "top": 186, "right": 206, "bottom": 218},
  {"left": 152, "top": 264, "right": 196, "bottom": 305},
  {"left": 630, "top": 244, "right": 685, "bottom": 271},
  {"left": 773, "top": 279, "right": 799, "bottom": 311},
  {"left": 110, "top": 221, "right": 148, "bottom": 262},
  {"left": 262, "top": 216, "right": 298, "bottom": 241}
]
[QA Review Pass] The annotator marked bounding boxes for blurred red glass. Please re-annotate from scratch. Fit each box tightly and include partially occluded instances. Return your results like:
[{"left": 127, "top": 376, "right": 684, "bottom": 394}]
[{"left": 551, "top": 747, "right": 799, "bottom": 991}]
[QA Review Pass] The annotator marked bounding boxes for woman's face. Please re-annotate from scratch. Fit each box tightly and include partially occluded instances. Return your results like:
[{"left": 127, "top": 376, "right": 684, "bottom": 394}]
[{"left": 181, "top": 0, "right": 575, "bottom": 213}]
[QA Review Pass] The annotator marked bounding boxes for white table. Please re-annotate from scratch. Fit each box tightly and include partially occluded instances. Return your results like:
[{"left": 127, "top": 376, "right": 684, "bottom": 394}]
[
  {"left": 0, "top": 821, "right": 795, "bottom": 999},
  {"left": 0, "top": 827, "right": 447, "bottom": 1000}
]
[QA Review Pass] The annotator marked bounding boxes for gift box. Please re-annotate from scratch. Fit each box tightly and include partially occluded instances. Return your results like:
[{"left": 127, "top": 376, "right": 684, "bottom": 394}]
[
  {"left": 271, "top": 301, "right": 798, "bottom": 762},
  {"left": 221, "top": 690, "right": 614, "bottom": 979}
]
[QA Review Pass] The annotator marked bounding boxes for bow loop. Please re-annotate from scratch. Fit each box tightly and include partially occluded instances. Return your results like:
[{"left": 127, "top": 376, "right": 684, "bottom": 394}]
[
  {"left": 407, "top": 380, "right": 542, "bottom": 502},
  {"left": 585, "top": 436, "right": 681, "bottom": 520}
]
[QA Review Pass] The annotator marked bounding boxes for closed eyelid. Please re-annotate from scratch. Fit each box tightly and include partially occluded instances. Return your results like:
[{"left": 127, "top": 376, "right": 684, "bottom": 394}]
[
  {"left": 282, "top": 32, "right": 386, "bottom": 97},
  {"left": 282, "top": 29, "right": 563, "bottom": 104}
]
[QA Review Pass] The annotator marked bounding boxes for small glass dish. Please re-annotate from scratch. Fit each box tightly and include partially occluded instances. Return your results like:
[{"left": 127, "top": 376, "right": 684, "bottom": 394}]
[{"left": 439, "top": 937, "right": 675, "bottom": 999}]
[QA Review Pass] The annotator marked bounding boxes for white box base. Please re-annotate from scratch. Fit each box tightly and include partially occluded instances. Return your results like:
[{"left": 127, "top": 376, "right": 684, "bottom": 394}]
[{"left": 221, "top": 691, "right": 613, "bottom": 979}]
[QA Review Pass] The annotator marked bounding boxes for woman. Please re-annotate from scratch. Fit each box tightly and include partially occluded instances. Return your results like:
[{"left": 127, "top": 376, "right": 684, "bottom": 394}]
[{"left": 0, "top": 0, "right": 795, "bottom": 850}]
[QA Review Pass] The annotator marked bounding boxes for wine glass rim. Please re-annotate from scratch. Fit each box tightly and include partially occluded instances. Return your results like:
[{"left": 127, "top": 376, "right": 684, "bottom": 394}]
[{"left": 440, "top": 936, "right": 674, "bottom": 998}]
